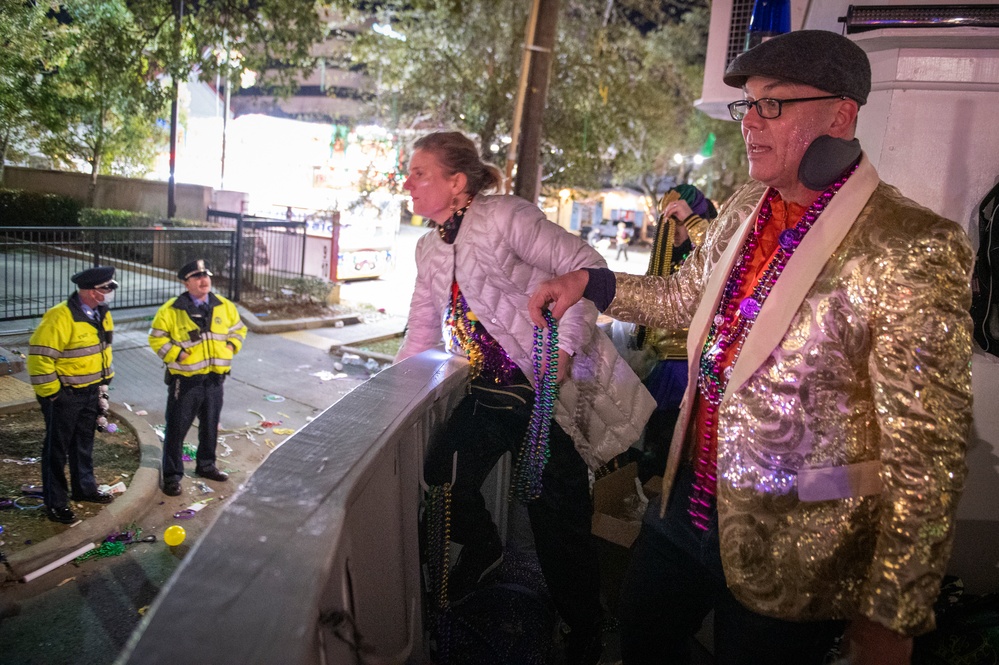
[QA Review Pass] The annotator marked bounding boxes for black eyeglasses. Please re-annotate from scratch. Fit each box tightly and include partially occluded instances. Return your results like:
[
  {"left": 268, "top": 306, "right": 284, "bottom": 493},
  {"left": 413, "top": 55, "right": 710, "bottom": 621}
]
[{"left": 727, "top": 95, "right": 846, "bottom": 121}]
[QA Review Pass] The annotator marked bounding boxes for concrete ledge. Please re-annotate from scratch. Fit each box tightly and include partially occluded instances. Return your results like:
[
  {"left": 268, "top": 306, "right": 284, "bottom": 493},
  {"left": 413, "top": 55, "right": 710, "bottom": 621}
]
[
  {"left": 0, "top": 404, "right": 163, "bottom": 584},
  {"left": 0, "top": 347, "right": 26, "bottom": 375},
  {"left": 237, "top": 305, "right": 363, "bottom": 335},
  {"left": 0, "top": 398, "right": 36, "bottom": 416},
  {"left": 330, "top": 331, "right": 403, "bottom": 364},
  {"left": 332, "top": 345, "right": 396, "bottom": 364}
]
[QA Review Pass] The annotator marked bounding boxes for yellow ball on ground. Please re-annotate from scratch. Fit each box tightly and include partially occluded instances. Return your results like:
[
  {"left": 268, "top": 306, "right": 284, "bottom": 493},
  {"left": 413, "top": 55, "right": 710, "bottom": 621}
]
[{"left": 163, "top": 525, "right": 186, "bottom": 547}]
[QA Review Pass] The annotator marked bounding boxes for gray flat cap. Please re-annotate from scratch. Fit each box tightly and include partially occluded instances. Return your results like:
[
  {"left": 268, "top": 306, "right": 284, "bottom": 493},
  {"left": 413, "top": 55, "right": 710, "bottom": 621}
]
[{"left": 724, "top": 30, "right": 871, "bottom": 105}]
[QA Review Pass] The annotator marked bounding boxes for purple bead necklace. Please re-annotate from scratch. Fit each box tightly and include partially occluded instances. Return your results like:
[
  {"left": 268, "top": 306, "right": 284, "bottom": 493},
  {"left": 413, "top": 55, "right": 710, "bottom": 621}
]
[
  {"left": 510, "top": 310, "right": 559, "bottom": 503},
  {"left": 690, "top": 164, "right": 857, "bottom": 530}
]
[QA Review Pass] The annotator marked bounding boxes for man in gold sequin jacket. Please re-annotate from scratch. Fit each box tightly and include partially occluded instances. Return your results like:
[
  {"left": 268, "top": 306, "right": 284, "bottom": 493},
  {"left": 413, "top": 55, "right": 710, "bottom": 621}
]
[{"left": 530, "top": 31, "right": 973, "bottom": 665}]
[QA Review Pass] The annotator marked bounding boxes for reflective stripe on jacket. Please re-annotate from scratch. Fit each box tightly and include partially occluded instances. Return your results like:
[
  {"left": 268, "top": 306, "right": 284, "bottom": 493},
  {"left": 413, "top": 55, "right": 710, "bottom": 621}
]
[
  {"left": 149, "top": 292, "right": 246, "bottom": 377},
  {"left": 27, "top": 293, "right": 114, "bottom": 397}
]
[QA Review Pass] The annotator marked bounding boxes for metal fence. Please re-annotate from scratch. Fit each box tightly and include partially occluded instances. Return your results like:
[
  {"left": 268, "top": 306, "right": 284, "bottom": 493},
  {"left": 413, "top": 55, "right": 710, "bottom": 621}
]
[
  {"left": 0, "top": 226, "right": 235, "bottom": 321},
  {"left": 206, "top": 210, "right": 307, "bottom": 301},
  {"left": 2, "top": 213, "right": 309, "bottom": 321}
]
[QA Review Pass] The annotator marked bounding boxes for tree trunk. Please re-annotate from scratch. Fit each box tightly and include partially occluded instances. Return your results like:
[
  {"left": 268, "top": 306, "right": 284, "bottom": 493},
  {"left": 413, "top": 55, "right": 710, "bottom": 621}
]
[
  {"left": 0, "top": 131, "right": 8, "bottom": 185},
  {"left": 88, "top": 153, "right": 100, "bottom": 208}
]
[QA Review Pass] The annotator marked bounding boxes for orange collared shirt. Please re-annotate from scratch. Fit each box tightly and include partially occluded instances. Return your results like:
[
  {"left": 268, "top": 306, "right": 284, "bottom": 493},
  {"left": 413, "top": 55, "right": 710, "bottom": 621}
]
[{"left": 689, "top": 193, "right": 807, "bottom": 479}]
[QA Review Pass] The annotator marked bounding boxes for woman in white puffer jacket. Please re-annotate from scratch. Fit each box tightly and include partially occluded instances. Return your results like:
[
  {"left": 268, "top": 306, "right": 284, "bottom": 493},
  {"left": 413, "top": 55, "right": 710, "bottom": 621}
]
[{"left": 396, "top": 132, "right": 653, "bottom": 663}]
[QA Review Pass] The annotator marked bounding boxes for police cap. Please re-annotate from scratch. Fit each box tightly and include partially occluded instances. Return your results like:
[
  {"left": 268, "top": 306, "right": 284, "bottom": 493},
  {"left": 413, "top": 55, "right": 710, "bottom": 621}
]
[
  {"left": 71, "top": 266, "right": 118, "bottom": 290},
  {"left": 178, "top": 259, "right": 214, "bottom": 281}
]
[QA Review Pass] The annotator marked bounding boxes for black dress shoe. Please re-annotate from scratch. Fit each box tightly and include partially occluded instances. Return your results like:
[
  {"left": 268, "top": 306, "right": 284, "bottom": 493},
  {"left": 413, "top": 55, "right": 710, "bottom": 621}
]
[
  {"left": 195, "top": 466, "right": 228, "bottom": 482},
  {"left": 72, "top": 492, "right": 114, "bottom": 504},
  {"left": 46, "top": 505, "right": 77, "bottom": 524},
  {"left": 163, "top": 481, "right": 182, "bottom": 496}
]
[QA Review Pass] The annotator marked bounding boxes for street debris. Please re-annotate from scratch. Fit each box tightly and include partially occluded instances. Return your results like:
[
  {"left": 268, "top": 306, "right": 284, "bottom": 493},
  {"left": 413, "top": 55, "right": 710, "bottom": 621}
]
[
  {"left": 174, "top": 498, "right": 214, "bottom": 520},
  {"left": 312, "top": 370, "right": 348, "bottom": 381},
  {"left": 97, "top": 481, "right": 127, "bottom": 495},
  {"left": 22, "top": 543, "right": 95, "bottom": 582}
]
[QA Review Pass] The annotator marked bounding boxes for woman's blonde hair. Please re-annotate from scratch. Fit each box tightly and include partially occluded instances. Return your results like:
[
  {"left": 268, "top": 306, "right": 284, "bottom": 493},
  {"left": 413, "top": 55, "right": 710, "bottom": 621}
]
[{"left": 412, "top": 131, "right": 504, "bottom": 197}]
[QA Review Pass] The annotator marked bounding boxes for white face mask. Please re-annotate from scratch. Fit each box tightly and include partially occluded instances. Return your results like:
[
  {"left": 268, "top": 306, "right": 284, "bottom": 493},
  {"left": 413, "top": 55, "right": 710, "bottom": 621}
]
[{"left": 98, "top": 290, "right": 115, "bottom": 306}]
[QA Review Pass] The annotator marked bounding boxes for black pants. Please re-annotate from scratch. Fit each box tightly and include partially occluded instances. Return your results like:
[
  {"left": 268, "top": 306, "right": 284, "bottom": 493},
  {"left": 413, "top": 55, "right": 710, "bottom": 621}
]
[
  {"left": 425, "top": 381, "right": 602, "bottom": 634},
  {"left": 618, "top": 464, "right": 843, "bottom": 664},
  {"left": 162, "top": 373, "right": 225, "bottom": 483},
  {"left": 38, "top": 385, "right": 100, "bottom": 510}
]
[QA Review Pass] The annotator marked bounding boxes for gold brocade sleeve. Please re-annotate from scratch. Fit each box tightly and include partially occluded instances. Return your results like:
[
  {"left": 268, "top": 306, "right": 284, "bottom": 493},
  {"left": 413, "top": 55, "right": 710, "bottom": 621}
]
[
  {"left": 686, "top": 215, "right": 707, "bottom": 247},
  {"left": 606, "top": 182, "right": 766, "bottom": 332}
]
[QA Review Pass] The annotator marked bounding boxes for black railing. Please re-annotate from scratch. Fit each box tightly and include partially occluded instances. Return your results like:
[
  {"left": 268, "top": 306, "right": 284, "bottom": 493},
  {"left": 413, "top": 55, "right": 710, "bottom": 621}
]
[
  {"left": 0, "top": 226, "right": 235, "bottom": 320},
  {"left": 2, "top": 214, "right": 311, "bottom": 321},
  {"left": 206, "top": 210, "right": 308, "bottom": 301}
]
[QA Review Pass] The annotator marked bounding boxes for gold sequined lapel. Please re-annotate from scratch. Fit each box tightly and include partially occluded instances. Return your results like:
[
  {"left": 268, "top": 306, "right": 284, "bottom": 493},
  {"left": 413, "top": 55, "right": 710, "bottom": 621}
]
[{"left": 724, "top": 156, "right": 881, "bottom": 402}]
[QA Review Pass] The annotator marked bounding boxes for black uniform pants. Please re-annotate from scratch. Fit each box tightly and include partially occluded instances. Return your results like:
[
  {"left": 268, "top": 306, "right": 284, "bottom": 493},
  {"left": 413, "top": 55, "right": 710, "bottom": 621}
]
[
  {"left": 424, "top": 381, "right": 602, "bottom": 635},
  {"left": 38, "top": 385, "right": 100, "bottom": 509},
  {"left": 162, "top": 373, "right": 225, "bottom": 482}
]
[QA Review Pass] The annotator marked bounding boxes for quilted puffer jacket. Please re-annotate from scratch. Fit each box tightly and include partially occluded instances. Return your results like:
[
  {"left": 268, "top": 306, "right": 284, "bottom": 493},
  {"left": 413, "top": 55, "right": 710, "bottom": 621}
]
[{"left": 397, "top": 194, "right": 655, "bottom": 468}]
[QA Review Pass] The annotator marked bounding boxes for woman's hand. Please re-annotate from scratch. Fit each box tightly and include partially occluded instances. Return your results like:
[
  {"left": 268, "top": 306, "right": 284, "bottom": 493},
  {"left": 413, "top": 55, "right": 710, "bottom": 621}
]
[
  {"left": 662, "top": 199, "right": 695, "bottom": 247},
  {"left": 662, "top": 199, "right": 693, "bottom": 223}
]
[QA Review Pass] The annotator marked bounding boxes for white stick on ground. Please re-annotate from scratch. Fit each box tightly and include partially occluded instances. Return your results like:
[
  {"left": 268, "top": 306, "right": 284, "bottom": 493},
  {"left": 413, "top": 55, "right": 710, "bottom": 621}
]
[{"left": 21, "top": 543, "right": 96, "bottom": 583}]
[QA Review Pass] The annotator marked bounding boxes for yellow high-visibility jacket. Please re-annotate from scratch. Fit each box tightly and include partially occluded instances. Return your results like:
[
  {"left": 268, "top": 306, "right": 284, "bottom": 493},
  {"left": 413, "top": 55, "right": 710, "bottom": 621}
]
[
  {"left": 28, "top": 294, "right": 114, "bottom": 398},
  {"left": 149, "top": 292, "right": 246, "bottom": 377}
]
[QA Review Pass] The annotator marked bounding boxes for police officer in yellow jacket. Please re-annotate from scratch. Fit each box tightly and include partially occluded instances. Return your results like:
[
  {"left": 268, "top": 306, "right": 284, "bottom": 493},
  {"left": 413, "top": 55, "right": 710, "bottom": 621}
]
[
  {"left": 149, "top": 259, "right": 247, "bottom": 496},
  {"left": 28, "top": 266, "right": 118, "bottom": 524}
]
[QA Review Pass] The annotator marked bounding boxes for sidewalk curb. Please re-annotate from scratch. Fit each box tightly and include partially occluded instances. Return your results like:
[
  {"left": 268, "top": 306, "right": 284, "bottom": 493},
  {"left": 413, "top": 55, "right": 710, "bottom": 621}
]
[
  {"left": 0, "top": 405, "right": 162, "bottom": 584},
  {"left": 0, "top": 398, "right": 35, "bottom": 416},
  {"left": 237, "top": 305, "right": 363, "bottom": 335},
  {"left": 332, "top": 346, "right": 397, "bottom": 364}
]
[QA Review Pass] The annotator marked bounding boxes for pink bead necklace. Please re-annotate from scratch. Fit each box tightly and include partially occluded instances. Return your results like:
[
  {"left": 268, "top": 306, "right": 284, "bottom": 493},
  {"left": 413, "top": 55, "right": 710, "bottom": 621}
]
[{"left": 689, "top": 163, "right": 857, "bottom": 530}]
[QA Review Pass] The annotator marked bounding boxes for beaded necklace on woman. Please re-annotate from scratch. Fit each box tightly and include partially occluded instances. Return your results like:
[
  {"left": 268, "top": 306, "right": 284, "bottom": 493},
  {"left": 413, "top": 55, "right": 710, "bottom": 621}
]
[
  {"left": 440, "top": 199, "right": 520, "bottom": 384},
  {"left": 687, "top": 161, "right": 859, "bottom": 530},
  {"left": 436, "top": 198, "right": 561, "bottom": 503}
]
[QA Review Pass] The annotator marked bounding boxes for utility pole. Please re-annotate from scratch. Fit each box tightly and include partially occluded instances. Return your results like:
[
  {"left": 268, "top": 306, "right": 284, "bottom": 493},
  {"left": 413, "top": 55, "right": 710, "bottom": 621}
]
[
  {"left": 221, "top": 61, "right": 230, "bottom": 191},
  {"left": 503, "top": 0, "right": 539, "bottom": 193},
  {"left": 167, "top": 0, "right": 183, "bottom": 219},
  {"left": 512, "top": 0, "right": 560, "bottom": 204}
]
